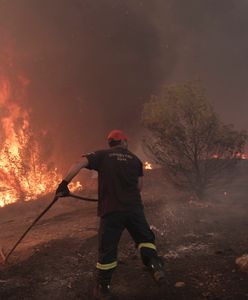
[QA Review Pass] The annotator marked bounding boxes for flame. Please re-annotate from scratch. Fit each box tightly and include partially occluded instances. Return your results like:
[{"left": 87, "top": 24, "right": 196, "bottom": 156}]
[
  {"left": 236, "top": 153, "right": 248, "bottom": 160},
  {"left": 144, "top": 161, "right": 152, "bottom": 170},
  {"left": 69, "top": 181, "right": 83, "bottom": 192},
  {"left": 212, "top": 153, "right": 248, "bottom": 160},
  {"left": 0, "top": 75, "right": 81, "bottom": 207}
]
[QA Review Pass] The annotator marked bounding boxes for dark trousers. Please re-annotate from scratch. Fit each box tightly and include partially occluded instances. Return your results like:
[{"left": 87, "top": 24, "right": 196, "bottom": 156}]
[{"left": 96, "top": 208, "right": 159, "bottom": 286}]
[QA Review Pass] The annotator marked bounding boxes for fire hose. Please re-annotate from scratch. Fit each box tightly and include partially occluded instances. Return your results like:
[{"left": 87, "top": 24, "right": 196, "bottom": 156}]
[{"left": 1, "top": 193, "right": 98, "bottom": 263}]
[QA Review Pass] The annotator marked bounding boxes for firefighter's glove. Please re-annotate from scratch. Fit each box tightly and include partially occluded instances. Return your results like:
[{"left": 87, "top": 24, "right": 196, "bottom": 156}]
[{"left": 56, "top": 180, "right": 70, "bottom": 197}]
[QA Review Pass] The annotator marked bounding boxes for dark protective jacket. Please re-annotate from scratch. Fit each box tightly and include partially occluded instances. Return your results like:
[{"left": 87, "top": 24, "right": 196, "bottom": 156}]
[{"left": 84, "top": 146, "right": 143, "bottom": 217}]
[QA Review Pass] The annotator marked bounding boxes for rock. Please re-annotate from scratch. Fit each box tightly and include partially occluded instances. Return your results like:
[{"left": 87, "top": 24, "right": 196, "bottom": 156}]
[
  {"left": 175, "top": 281, "right": 185, "bottom": 288},
  {"left": 236, "top": 254, "right": 248, "bottom": 272}
]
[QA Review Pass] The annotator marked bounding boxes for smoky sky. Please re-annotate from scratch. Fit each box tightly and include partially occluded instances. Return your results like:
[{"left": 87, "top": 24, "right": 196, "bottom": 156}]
[
  {"left": 0, "top": 0, "right": 248, "bottom": 168},
  {"left": 166, "top": 0, "right": 248, "bottom": 128}
]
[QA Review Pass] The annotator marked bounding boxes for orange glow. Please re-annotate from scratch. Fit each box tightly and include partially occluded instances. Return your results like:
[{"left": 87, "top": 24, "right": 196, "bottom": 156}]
[
  {"left": 0, "top": 76, "right": 81, "bottom": 207},
  {"left": 236, "top": 153, "right": 248, "bottom": 160},
  {"left": 212, "top": 153, "right": 248, "bottom": 160},
  {"left": 144, "top": 161, "right": 152, "bottom": 170}
]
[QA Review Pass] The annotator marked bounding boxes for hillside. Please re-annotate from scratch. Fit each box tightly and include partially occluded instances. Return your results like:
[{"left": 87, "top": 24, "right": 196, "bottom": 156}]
[{"left": 0, "top": 167, "right": 248, "bottom": 299}]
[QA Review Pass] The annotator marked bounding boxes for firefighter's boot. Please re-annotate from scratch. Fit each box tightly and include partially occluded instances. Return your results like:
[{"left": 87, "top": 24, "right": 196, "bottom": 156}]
[
  {"left": 93, "top": 283, "right": 112, "bottom": 300},
  {"left": 148, "top": 256, "right": 166, "bottom": 286}
]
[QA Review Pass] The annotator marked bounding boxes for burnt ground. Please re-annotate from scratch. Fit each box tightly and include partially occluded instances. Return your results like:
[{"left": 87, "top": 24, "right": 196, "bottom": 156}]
[{"left": 0, "top": 166, "right": 248, "bottom": 300}]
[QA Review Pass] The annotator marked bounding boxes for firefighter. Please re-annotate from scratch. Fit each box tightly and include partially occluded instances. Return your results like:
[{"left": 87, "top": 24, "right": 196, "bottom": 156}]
[{"left": 56, "top": 130, "right": 165, "bottom": 300}]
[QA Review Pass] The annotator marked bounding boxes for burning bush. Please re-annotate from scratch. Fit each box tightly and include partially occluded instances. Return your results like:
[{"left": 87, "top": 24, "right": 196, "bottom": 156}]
[
  {"left": 0, "top": 76, "right": 62, "bottom": 206},
  {"left": 0, "top": 37, "right": 62, "bottom": 206}
]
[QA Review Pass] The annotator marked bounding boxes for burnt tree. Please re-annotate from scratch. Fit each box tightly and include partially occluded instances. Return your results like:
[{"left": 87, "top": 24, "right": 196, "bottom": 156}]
[{"left": 142, "top": 82, "right": 247, "bottom": 198}]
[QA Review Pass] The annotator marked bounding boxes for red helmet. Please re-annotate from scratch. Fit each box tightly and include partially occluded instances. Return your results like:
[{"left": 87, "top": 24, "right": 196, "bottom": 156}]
[{"left": 107, "top": 129, "right": 128, "bottom": 141}]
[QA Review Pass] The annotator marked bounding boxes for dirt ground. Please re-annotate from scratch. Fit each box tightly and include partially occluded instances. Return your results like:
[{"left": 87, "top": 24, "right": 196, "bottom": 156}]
[{"left": 0, "top": 166, "right": 248, "bottom": 300}]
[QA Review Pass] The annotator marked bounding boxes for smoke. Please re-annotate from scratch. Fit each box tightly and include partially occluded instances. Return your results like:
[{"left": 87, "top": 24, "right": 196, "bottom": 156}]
[
  {"left": 0, "top": 0, "right": 247, "bottom": 169},
  {"left": 162, "top": 0, "right": 248, "bottom": 129},
  {"left": 0, "top": 0, "right": 174, "bottom": 168}
]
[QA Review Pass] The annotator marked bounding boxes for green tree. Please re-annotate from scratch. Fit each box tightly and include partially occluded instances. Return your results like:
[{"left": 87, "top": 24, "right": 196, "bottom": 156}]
[{"left": 142, "top": 82, "right": 247, "bottom": 198}]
